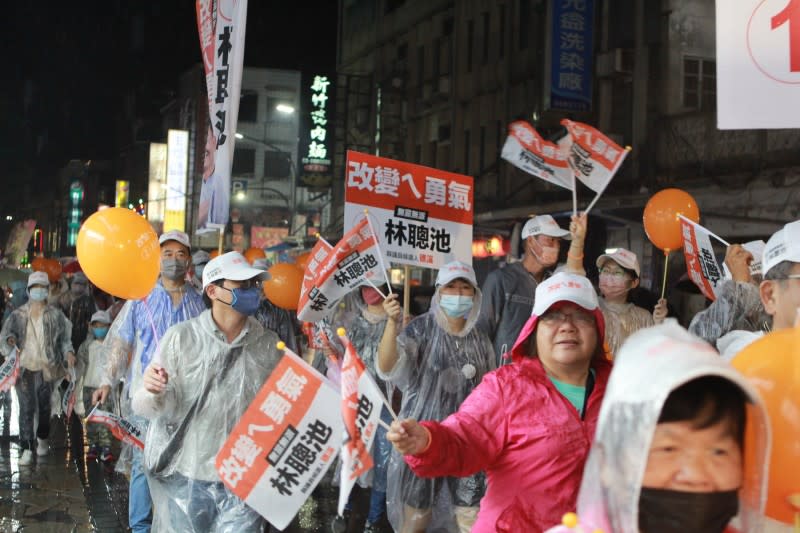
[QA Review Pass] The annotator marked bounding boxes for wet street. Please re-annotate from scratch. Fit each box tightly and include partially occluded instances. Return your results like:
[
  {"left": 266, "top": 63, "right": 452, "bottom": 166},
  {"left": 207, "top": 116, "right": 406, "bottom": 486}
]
[{"left": 0, "top": 392, "right": 370, "bottom": 533}]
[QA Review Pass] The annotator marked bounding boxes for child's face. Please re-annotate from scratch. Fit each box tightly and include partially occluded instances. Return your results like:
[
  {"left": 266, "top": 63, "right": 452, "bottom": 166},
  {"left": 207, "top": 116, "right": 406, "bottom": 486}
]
[{"left": 642, "top": 418, "right": 743, "bottom": 492}]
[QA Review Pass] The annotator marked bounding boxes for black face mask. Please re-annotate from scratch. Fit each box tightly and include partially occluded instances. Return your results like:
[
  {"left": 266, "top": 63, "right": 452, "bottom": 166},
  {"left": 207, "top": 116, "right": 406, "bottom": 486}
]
[{"left": 639, "top": 487, "right": 739, "bottom": 533}]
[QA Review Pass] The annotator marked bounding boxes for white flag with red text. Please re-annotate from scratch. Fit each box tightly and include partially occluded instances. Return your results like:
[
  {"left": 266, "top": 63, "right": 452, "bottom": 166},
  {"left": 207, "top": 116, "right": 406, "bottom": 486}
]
[
  {"left": 560, "top": 119, "right": 628, "bottom": 194},
  {"left": 336, "top": 330, "right": 385, "bottom": 515},
  {"left": 501, "top": 121, "right": 573, "bottom": 190},
  {"left": 297, "top": 218, "right": 386, "bottom": 323},
  {"left": 0, "top": 348, "right": 20, "bottom": 392},
  {"left": 86, "top": 407, "right": 145, "bottom": 449},
  {"left": 680, "top": 218, "right": 724, "bottom": 301}
]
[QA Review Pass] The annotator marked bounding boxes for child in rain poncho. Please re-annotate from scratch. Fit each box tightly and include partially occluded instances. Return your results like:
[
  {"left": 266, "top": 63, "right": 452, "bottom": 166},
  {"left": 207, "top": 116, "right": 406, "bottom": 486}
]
[
  {"left": 595, "top": 248, "right": 666, "bottom": 355},
  {"left": 378, "top": 261, "right": 495, "bottom": 532},
  {"left": 546, "top": 321, "right": 770, "bottom": 533},
  {"left": 77, "top": 310, "right": 114, "bottom": 461}
]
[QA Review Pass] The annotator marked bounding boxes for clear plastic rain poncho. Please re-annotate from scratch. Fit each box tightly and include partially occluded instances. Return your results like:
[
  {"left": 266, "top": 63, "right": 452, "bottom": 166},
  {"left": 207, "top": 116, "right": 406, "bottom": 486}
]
[
  {"left": 378, "top": 284, "right": 496, "bottom": 533},
  {"left": 335, "top": 290, "right": 394, "bottom": 492},
  {"left": 132, "top": 310, "right": 282, "bottom": 532},
  {"left": 599, "top": 299, "right": 654, "bottom": 356},
  {"left": 0, "top": 302, "right": 74, "bottom": 380},
  {"left": 688, "top": 280, "right": 770, "bottom": 347},
  {"left": 546, "top": 321, "right": 769, "bottom": 533}
]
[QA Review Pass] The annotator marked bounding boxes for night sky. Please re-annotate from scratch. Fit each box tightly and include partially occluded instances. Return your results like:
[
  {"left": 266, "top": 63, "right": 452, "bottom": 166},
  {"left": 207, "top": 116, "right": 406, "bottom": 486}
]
[{"left": 2, "top": 1, "right": 338, "bottom": 191}]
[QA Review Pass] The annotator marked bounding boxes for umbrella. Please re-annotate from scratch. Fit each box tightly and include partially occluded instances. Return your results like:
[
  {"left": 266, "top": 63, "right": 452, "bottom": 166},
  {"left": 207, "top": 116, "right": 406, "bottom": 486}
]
[{"left": 0, "top": 268, "right": 30, "bottom": 286}]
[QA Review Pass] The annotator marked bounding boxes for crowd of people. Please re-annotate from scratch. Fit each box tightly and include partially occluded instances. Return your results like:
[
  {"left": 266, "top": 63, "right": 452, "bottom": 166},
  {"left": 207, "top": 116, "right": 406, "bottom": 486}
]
[{"left": 0, "top": 213, "right": 795, "bottom": 533}]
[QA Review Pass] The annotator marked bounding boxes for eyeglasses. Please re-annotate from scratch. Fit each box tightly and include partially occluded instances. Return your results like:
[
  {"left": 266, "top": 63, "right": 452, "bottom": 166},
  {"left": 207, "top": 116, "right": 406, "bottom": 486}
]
[
  {"left": 228, "top": 279, "right": 263, "bottom": 290},
  {"left": 540, "top": 309, "right": 595, "bottom": 326},
  {"left": 598, "top": 268, "right": 629, "bottom": 278}
]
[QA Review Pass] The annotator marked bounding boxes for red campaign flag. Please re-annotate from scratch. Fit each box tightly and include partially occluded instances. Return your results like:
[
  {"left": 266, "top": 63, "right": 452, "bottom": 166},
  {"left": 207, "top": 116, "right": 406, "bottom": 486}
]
[
  {"left": 0, "top": 348, "right": 21, "bottom": 393},
  {"left": 336, "top": 329, "right": 386, "bottom": 515},
  {"left": 680, "top": 217, "right": 724, "bottom": 301},
  {"left": 86, "top": 407, "right": 144, "bottom": 449},
  {"left": 297, "top": 218, "right": 386, "bottom": 323},
  {"left": 299, "top": 237, "right": 334, "bottom": 305},
  {"left": 500, "top": 120, "right": 574, "bottom": 190},
  {"left": 560, "top": 119, "right": 628, "bottom": 194}
]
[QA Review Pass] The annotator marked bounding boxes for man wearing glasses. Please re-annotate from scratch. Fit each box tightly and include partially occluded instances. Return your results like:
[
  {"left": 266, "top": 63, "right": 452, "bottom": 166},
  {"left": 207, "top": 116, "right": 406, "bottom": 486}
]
[{"left": 134, "top": 251, "right": 281, "bottom": 532}]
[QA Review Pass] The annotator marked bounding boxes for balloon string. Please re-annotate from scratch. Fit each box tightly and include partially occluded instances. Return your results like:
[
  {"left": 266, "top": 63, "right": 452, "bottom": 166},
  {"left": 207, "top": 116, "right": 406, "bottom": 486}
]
[
  {"left": 142, "top": 296, "right": 161, "bottom": 367},
  {"left": 660, "top": 251, "right": 670, "bottom": 300}
]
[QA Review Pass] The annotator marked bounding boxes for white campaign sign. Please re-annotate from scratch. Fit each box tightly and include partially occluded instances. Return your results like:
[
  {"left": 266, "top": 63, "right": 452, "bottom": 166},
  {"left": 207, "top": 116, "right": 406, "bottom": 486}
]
[{"left": 717, "top": 0, "right": 800, "bottom": 129}]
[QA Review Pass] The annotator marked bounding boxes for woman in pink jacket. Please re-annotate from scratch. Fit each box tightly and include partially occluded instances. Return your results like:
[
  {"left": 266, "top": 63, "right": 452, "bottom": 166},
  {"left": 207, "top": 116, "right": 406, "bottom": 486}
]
[{"left": 387, "top": 272, "right": 612, "bottom": 532}]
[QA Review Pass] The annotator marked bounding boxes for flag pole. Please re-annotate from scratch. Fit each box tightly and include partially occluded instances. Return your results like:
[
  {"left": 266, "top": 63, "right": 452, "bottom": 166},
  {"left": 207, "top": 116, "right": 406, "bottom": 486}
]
[
  {"left": 661, "top": 250, "right": 671, "bottom": 300},
  {"left": 571, "top": 172, "right": 577, "bottom": 218},
  {"left": 364, "top": 209, "right": 394, "bottom": 295},
  {"left": 677, "top": 215, "right": 730, "bottom": 247},
  {"left": 584, "top": 146, "right": 631, "bottom": 215}
]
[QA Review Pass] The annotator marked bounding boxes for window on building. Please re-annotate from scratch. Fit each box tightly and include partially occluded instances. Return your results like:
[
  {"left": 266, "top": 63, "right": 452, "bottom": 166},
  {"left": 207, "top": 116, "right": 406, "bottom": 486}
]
[
  {"left": 499, "top": 5, "right": 506, "bottom": 59},
  {"left": 496, "top": 120, "right": 504, "bottom": 154},
  {"left": 519, "top": 0, "right": 530, "bottom": 50},
  {"left": 232, "top": 147, "right": 256, "bottom": 175},
  {"left": 483, "top": 12, "right": 490, "bottom": 64},
  {"left": 238, "top": 91, "right": 258, "bottom": 123},
  {"left": 467, "top": 20, "right": 474, "bottom": 73},
  {"left": 443, "top": 18, "right": 454, "bottom": 37},
  {"left": 397, "top": 43, "right": 408, "bottom": 61},
  {"left": 264, "top": 150, "right": 291, "bottom": 179},
  {"left": 415, "top": 143, "right": 422, "bottom": 163},
  {"left": 433, "top": 38, "right": 441, "bottom": 81},
  {"left": 683, "top": 57, "right": 716, "bottom": 110}
]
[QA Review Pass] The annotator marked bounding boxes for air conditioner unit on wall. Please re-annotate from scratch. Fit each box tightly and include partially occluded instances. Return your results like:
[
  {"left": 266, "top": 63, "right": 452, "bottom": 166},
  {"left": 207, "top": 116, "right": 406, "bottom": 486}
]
[{"left": 596, "top": 48, "right": 634, "bottom": 77}]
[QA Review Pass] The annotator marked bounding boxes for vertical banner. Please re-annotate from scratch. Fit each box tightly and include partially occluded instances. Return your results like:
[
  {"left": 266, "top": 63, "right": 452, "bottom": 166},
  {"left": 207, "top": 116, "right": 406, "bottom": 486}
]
[
  {"left": 216, "top": 348, "right": 342, "bottom": 531},
  {"left": 717, "top": 0, "right": 800, "bottom": 129},
  {"left": 4, "top": 220, "right": 36, "bottom": 268},
  {"left": 680, "top": 218, "right": 724, "bottom": 301},
  {"left": 547, "top": 0, "right": 595, "bottom": 111},
  {"left": 344, "top": 151, "right": 474, "bottom": 270},
  {"left": 115, "top": 180, "right": 131, "bottom": 209},
  {"left": 147, "top": 143, "right": 167, "bottom": 230},
  {"left": 164, "top": 129, "right": 189, "bottom": 232},
  {"left": 298, "top": 73, "right": 334, "bottom": 189},
  {"left": 195, "top": 0, "right": 248, "bottom": 231}
]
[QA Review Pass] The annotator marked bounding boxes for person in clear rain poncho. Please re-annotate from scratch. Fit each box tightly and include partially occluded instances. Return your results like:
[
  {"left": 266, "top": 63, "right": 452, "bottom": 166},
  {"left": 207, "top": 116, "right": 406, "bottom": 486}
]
[
  {"left": 595, "top": 248, "right": 667, "bottom": 355},
  {"left": 330, "top": 285, "right": 395, "bottom": 532},
  {"left": 132, "top": 251, "right": 281, "bottom": 532},
  {"left": 377, "top": 261, "right": 495, "bottom": 533},
  {"left": 0, "top": 271, "right": 75, "bottom": 465},
  {"left": 386, "top": 272, "right": 611, "bottom": 532},
  {"left": 545, "top": 321, "right": 770, "bottom": 533},
  {"left": 92, "top": 230, "right": 205, "bottom": 533},
  {"left": 690, "top": 220, "right": 800, "bottom": 359}
]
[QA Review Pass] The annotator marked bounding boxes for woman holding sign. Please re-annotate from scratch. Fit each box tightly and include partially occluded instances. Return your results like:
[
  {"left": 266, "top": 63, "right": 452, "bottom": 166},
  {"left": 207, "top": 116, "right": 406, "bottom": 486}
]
[{"left": 378, "top": 261, "right": 495, "bottom": 533}]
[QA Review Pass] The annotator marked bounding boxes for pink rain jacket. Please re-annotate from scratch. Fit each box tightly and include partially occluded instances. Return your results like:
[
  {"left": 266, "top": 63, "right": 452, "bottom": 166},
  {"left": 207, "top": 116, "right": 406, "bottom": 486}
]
[{"left": 405, "top": 354, "right": 612, "bottom": 532}]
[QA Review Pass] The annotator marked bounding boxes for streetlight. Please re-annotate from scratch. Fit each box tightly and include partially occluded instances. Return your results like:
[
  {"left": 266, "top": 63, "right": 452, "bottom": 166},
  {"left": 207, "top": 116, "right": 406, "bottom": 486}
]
[{"left": 275, "top": 103, "right": 295, "bottom": 114}]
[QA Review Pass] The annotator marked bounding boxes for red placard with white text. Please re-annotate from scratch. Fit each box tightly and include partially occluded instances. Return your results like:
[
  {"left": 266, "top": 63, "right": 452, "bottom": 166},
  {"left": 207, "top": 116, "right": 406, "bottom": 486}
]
[
  {"left": 681, "top": 218, "right": 723, "bottom": 301},
  {"left": 215, "top": 350, "right": 342, "bottom": 531},
  {"left": 344, "top": 151, "right": 473, "bottom": 269}
]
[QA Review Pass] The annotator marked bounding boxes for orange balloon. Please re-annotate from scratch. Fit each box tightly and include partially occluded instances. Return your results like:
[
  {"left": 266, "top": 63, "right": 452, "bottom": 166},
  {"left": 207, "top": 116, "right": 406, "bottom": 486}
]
[
  {"left": 76, "top": 207, "right": 160, "bottom": 300},
  {"left": 295, "top": 252, "right": 311, "bottom": 272},
  {"left": 32, "top": 256, "right": 62, "bottom": 283},
  {"left": 244, "top": 247, "right": 266, "bottom": 265},
  {"left": 642, "top": 188, "right": 700, "bottom": 252},
  {"left": 262, "top": 262, "right": 303, "bottom": 310},
  {"left": 209, "top": 249, "right": 221, "bottom": 259},
  {"left": 733, "top": 327, "right": 800, "bottom": 524}
]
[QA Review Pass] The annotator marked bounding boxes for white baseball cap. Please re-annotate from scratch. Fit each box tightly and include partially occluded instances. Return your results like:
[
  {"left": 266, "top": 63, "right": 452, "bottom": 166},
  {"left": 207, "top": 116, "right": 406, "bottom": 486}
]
[
  {"left": 202, "top": 251, "right": 270, "bottom": 289},
  {"left": 510, "top": 272, "right": 604, "bottom": 361},
  {"left": 159, "top": 230, "right": 191, "bottom": 250},
  {"left": 435, "top": 261, "right": 478, "bottom": 288},
  {"left": 762, "top": 220, "right": 800, "bottom": 276},
  {"left": 192, "top": 250, "right": 211, "bottom": 266},
  {"left": 90, "top": 310, "right": 112, "bottom": 324},
  {"left": 596, "top": 248, "right": 640, "bottom": 277},
  {"left": 27, "top": 271, "right": 50, "bottom": 288},
  {"left": 521, "top": 215, "right": 571, "bottom": 240}
]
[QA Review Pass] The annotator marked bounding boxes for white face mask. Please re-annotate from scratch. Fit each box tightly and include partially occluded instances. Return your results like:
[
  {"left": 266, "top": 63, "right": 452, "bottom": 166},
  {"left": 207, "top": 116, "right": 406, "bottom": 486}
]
[{"left": 29, "top": 287, "right": 48, "bottom": 302}]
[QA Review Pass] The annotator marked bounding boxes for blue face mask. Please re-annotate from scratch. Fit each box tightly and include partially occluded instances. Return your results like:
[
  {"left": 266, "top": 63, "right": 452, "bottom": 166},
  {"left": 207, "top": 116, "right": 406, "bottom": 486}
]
[
  {"left": 195, "top": 265, "right": 205, "bottom": 280},
  {"left": 439, "top": 294, "right": 474, "bottom": 317},
  {"left": 29, "top": 287, "right": 48, "bottom": 302},
  {"left": 219, "top": 286, "right": 261, "bottom": 316},
  {"left": 93, "top": 327, "right": 109, "bottom": 339}
]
